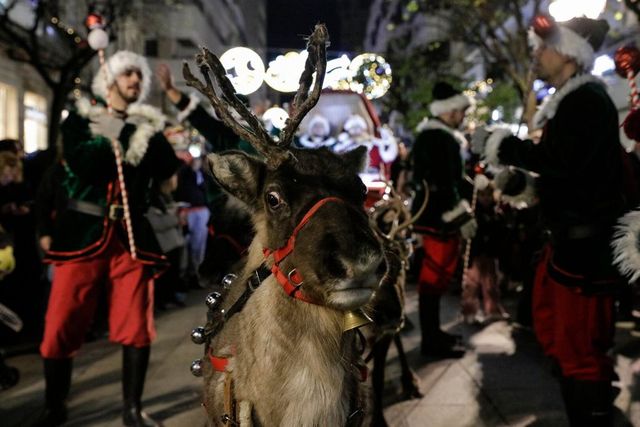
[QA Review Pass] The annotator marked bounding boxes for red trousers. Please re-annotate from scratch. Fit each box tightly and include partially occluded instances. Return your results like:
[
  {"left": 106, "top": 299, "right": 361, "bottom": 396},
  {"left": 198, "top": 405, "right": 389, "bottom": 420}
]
[
  {"left": 40, "top": 233, "right": 155, "bottom": 358},
  {"left": 533, "top": 245, "right": 614, "bottom": 381},
  {"left": 418, "top": 234, "right": 460, "bottom": 295}
]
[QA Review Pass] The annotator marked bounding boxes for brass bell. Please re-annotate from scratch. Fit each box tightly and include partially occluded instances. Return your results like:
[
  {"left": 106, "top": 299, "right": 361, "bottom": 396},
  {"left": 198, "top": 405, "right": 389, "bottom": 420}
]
[
  {"left": 343, "top": 309, "right": 373, "bottom": 332},
  {"left": 190, "top": 358, "right": 203, "bottom": 377},
  {"left": 191, "top": 326, "right": 206, "bottom": 345}
]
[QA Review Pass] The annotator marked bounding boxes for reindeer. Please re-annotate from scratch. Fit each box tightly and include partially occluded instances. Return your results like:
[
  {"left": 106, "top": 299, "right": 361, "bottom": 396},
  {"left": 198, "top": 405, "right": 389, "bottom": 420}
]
[
  {"left": 184, "top": 24, "right": 384, "bottom": 426},
  {"left": 366, "top": 183, "right": 426, "bottom": 427}
]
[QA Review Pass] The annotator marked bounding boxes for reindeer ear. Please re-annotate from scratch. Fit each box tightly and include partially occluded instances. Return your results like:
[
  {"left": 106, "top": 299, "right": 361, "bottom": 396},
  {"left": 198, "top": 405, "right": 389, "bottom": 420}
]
[
  {"left": 207, "top": 151, "right": 264, "bottom": 208},
  {"left": 340, "top": 146, "right": 369, "bottom": 173}
]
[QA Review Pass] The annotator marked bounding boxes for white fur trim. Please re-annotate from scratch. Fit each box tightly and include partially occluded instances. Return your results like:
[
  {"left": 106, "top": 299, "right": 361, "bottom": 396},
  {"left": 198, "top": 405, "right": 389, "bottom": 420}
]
[
  {"left": 415, "top": 118, "right": 468, "bottom": 147},
  {"left": 528, "top": 26, "right": 595, "bottom": 72},
  {"left": 612, "top": 208, "right": 640, "bottom": 282},
  {"left": 532, "top": 74, "right": 604, "bottom": 130},
  {"left": 176, "top": 92, "right": 200, "bottom": 123},
  {"left": 494, "top": 167, "right": 538, "bottom": 209},
  {"left": 429, "top": 93, "right": 474, "bottom": 116},
  {"left": 415, "top": 117, "right": 430, "bottom": 133},
  {"left": 91, "top": 50, "right": 152, "bottom": 104},
  {"left": 484, "top": 127, "right": 513, "bottom": 167},
  {"left": 75, "top": 98, "right": 165, "bottom": 166},
  {"left": 442, "top": 199, "right": 471, "bottom": 223},
  {"left": 372, "top": 128, "right": 399, "bottom": 163},
  {"left": 298, "top": 135, "right": 336, "bottom": 149},
  {"left": 119, "top": 104, "right": 165, "bottom": 165},
  {"left": 344, "top": 115, "right": 368, "bottom": 132}
]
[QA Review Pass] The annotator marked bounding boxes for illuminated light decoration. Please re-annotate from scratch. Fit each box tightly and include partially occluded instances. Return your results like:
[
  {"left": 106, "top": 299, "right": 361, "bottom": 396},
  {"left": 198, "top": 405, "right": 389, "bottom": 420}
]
[
  {"left": 264, "top": 50, "right": 307, "bottom": 93},
  {"left": 591, "top": 54, "right": 615, "bottom": 76},
  {"left": 348, "top": 53, "right": 392, "bottom": 100},
  {"left": 188, "top": 144, "right": 202, "bottom": 158},
  {"left": 324, "top": 55, "right": 351, "bottom": 90},
  {"left": 548, "top": 0, "right": 606, "bottom": 22},
  {"left": 262, "top": 106, "right": 289, "bottom": 129},
  {"left": 219, "top": 47, "right": 266, "bottom": 95}
]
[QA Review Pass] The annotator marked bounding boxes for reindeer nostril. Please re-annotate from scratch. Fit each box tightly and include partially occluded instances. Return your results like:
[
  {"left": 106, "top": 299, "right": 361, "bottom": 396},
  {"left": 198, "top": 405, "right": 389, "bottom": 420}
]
[{"left": 325, "top": 254, "right": 348, "bottom": 278}]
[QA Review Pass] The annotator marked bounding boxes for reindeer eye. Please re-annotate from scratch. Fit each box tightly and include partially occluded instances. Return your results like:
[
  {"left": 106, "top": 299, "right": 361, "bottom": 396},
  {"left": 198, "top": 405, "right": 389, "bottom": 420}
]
[{"left": 266, "top": 191, "right": 283, "bottom": 209}]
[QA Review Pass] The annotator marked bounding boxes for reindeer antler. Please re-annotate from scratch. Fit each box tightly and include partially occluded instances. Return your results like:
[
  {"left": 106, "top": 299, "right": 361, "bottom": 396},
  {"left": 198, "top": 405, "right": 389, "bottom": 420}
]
[
  {"left": 279, "top": 23, "right": 329, "bottom": 146},
  {"left": 182, "top": 49, "right": 288, "bottom": 168},
  {"left": 370, "top": 180, "right": 429, "bottom": 242},
  {"left": 182, "top": 24, "right": 329, "bottom": 168}
]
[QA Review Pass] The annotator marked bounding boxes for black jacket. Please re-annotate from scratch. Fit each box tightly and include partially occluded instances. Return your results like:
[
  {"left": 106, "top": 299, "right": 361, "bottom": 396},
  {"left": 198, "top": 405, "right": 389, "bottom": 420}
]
[
  {"left": 411, "top": 119, "right": 469, "bottom": 234},
  {"left": 493, "top": 75, "right": 626, "bottom": 289}
]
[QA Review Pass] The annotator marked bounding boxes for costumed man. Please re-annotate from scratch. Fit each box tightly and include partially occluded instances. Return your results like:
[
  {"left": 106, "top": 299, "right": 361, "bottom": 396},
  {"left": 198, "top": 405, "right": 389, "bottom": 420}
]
[
  {"left": 411, "top": 82, "right": 477, "bottom": 359},
  {"left": 295, "top": 114, "right": 336, "bottom": 149},
  {"left": 473, "top": 17, "right": 625, "bottom": 426},
  {"left": 156, "top": 63, "right": 250, "bottom": 154},
  {"left": 333, "top": 114, "right": 399, "bottom": 176},
  {"left": 35, "top": 51, "right": 180, "bottom": 427}
]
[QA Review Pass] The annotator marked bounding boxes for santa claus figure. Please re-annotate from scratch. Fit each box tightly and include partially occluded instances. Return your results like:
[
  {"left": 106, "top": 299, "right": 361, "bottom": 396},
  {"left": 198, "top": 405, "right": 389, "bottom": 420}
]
[
  {"left": 333, "top": 114, "right": 398, "bottom": 176},
  {"left": 296, "top": 114, "right": 336, "bottom": 149}
]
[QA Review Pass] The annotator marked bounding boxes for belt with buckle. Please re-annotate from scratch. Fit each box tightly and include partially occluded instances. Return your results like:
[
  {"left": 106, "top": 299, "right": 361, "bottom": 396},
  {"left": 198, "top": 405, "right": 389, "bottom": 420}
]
[
  {"left": 108, "top": 204, "right": 125, "bottom": 221},
  {"left": 67, "top": 199, "right": 124, "bottom": 221}
]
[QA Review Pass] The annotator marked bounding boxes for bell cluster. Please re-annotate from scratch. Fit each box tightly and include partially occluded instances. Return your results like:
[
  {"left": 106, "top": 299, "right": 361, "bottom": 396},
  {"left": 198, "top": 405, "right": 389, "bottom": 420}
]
[{"left": 189, "top": 273, "right": 237, "bottom": 377}]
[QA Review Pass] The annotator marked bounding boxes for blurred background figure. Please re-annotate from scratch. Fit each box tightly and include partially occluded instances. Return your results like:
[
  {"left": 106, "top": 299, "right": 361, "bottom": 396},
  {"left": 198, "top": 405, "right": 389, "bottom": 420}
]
[
  {"left": 461, "top": 178, "right": 509, "bottom": 324},
  {"left": 295, "top": 114, "right": 336, "bottom": 149},
  {"left": 176, "top": 155, "right": 211, "bottom": 289}
]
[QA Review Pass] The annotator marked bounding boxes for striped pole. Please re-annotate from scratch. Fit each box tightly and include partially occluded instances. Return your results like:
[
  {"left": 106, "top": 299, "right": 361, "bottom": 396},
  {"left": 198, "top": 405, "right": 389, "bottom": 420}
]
[
  {"left": 462, "top": 181, "right": 479, "bottom": 274},
  {"left": 628, "top": 69, "right": 639, "bottom": 109},
  {"left": 97, "top": 50, "right": 138, "bottom": 260}
]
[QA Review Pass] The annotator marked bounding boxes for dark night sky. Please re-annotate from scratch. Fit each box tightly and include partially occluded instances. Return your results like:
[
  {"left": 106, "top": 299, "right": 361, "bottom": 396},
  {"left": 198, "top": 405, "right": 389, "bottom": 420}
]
[{"left": 266, "top": 0, "right": 344, "bottom": 54}]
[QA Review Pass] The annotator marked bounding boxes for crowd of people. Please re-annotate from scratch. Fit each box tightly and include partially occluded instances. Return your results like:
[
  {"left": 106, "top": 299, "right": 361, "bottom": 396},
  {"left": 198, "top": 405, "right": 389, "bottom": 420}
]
[{"left": 1, "top": 12, "right": 640, "bottom": 427}]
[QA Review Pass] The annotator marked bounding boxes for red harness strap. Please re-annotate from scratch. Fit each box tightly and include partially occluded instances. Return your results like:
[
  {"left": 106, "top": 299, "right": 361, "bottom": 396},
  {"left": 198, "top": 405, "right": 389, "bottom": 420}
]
[
  {"left": 208, "top": 346, "right": 236, "bottom": 372},
  {"left": 263, "top": 197, "right": 344, "bottom": 304}
]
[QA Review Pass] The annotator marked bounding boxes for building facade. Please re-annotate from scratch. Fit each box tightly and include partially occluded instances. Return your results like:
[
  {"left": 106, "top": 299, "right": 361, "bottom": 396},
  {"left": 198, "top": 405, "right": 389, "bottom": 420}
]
[{"left": 0, "top": 0, "right": 267, "bottom": 151}]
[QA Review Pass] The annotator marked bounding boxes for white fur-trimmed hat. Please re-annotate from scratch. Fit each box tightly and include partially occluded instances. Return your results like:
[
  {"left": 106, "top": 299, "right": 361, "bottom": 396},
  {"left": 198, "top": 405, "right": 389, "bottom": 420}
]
[
  {"left": 429, "top": 82, "right": 474, "bottom": 116},
  {"left": 344, "top": 114, "right": 368, "bottom": 132},
  {"left": 91, "top": 50, "right": 152, "bottom": 103},
  {"left": 529, "top": 17, "right": 609, "bottom": 72},
  {"left": 308, "top": 115, "right": 331, "bottom": 136}
]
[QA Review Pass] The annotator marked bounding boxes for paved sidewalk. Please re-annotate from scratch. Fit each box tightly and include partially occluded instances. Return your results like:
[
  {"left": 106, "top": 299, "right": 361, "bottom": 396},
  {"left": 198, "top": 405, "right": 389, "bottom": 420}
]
[{"left": 1, "top": 286, "right": 637, "bottom": 426}]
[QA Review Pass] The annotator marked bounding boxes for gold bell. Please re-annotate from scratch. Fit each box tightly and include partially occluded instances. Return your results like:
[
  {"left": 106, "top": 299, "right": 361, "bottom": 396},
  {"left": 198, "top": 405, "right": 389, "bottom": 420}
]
[{"left": 343, "top": 309, "right": 373, "bottom": 332}]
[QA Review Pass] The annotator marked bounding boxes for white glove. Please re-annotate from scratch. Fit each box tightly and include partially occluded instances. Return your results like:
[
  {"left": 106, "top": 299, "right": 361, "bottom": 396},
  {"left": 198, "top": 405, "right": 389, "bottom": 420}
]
[
  {"left": 470, "top": 126, "right": 491, "bottom": 155},
  {"left": 89, "top": 114, "right": 125, "bottom": 141},
  {"left": 460, "top": 217, "right": 478, "bottom": 240}
]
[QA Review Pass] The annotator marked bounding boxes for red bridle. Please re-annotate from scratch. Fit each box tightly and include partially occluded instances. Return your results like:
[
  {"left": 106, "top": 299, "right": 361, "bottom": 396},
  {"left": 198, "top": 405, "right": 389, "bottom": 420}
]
[{"left": 263, "top": 196, "right": 344, "bottom": 304}]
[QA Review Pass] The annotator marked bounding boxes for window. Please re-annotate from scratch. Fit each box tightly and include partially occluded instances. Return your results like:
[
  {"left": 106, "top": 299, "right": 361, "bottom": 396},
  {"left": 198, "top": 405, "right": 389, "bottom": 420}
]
[
  {"left": 0, "top": 82, "right": 18, "bottom": 141},
  {"left": 145, "top": 39, "right": 158, "bottom": 57},
  {"left": 23, "top": 91, "right": 48, "bottom": 153}
]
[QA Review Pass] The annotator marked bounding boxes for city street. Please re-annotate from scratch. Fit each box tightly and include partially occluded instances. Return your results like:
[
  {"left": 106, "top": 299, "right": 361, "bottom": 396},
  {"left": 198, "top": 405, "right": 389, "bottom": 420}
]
[{"left": 3, "top": 284, "right": 637, "bottom": 426}]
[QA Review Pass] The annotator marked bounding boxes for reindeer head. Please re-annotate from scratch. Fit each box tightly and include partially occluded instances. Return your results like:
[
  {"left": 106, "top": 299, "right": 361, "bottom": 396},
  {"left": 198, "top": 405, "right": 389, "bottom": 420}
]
[{"left": 184, "top": 24, "right": 383, "bottom": 311}]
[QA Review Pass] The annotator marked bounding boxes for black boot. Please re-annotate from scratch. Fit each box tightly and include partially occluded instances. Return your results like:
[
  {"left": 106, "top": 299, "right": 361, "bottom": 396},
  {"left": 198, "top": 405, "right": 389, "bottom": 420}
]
[
  {"left": 122, "top": 345, "right": 160, "bottom": 427},
  {"left": 32, "top": 358, "right": 72, "bottom": 427},
  {"left": 419, "top": 293, "right": 465, "bottom": 359},
  {"left": 562, "top": 379, "right": 613, "bottom": 427}
]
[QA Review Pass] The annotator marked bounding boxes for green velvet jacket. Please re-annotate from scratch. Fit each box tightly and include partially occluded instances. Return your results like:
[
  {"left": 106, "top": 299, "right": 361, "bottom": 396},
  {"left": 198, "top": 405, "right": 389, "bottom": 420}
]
[
  {"left": 410, "top": 118, "right": 471, "bottom": 235},
  {"left": 42, "top": 97, "right": 180, "bottom": 265}
]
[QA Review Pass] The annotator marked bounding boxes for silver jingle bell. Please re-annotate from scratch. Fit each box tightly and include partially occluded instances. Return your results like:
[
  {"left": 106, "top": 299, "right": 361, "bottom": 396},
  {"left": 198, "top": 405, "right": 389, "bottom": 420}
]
[
  {"left": 221, "top": 273, "right": 237, "bottom": 290},
  {"left": 191, "top": 326, "right": 206, "bottom": 345},
  {"left": 190, "top": 358, "right": 203, "bottom": 377},
  {"left": 205, "top": 291, "right": 223, "bottom": 310}
]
